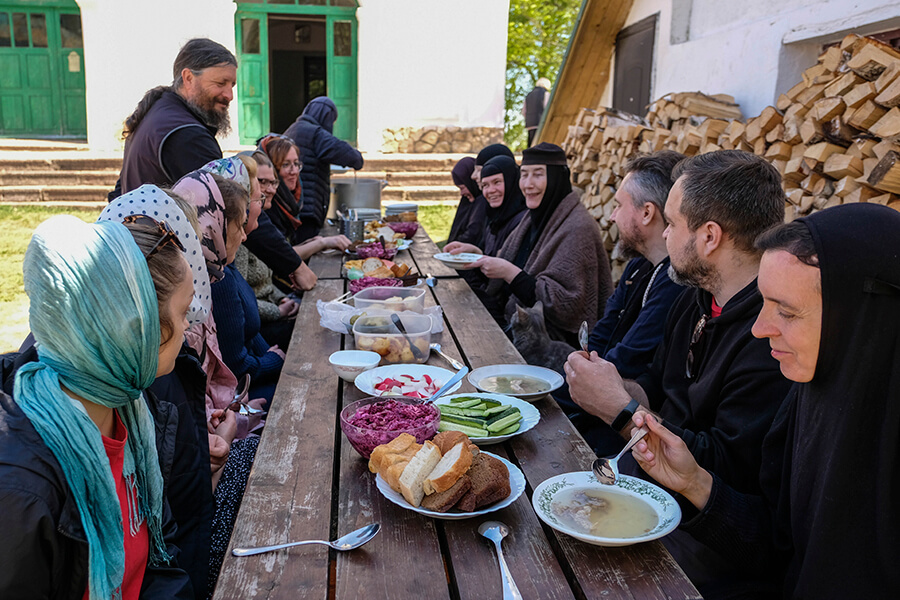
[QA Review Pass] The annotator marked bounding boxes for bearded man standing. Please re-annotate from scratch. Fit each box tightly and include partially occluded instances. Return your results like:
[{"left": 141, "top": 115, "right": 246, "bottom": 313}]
[{"left": 111, "top": 38, "right": 237, "bottom": 197}]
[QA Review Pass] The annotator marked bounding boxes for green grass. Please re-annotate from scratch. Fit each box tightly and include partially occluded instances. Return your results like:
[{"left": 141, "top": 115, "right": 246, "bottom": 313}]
[
  {"left": 0, "top": 205, "right": 101, "bottom": 352},
  {"left": 417, "top": 204, "right": 456, "bottom": 249},
  {"left": 0, "top": 203, "right": 458, "bottom": 353}
]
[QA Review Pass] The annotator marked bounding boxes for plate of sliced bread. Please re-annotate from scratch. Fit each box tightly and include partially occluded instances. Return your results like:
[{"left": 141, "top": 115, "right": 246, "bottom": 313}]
[{"left": 369, "top": 431, "right": 525, "bottom": 520}]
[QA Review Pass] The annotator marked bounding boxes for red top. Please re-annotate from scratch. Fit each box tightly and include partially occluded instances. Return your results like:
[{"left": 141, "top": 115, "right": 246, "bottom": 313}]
[
  {"left": 82, "top": 411, "right": 149, "bottom": 600},
  {"left": 710, "top": 296, "right": 723, "bottom": 318}
]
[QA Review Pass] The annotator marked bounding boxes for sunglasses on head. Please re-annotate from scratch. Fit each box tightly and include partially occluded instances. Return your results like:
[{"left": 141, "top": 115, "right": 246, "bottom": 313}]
[{"left": 122, "top": 214, "right": 185, "bottom": 260}]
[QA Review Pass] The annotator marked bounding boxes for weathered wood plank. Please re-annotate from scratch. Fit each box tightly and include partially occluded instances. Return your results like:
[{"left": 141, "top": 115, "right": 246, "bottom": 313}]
[
  {"left": 407, "top": 226, "right": 459, "bottom": 278},
  {"left": 213, "top": 280, "right": 344, "bottom": 600}
]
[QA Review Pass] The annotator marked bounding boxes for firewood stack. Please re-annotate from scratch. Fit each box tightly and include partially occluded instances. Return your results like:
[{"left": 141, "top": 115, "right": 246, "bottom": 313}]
[{"left": 562, "top": 34, "right": 900, "bottom": 281}]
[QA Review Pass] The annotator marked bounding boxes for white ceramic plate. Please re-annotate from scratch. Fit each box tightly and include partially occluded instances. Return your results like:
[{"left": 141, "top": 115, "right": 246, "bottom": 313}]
[
  {"left": 532, "top": 472, "right": 681, "bottom": 547},
  {"left": 375, "top": 452, "right": 525, "bottom": 520},
  {"left": 434, "top": 393, "right": 540, "bottom": 444},
  {"left": 433, "top": 252, "right": 483, "bottom": 269},
  {"left": 354, "top": 364, "right": 461, "bottom": 398},
  {"left": 468, "top": 364, "right": 564, "bottom": 402}
]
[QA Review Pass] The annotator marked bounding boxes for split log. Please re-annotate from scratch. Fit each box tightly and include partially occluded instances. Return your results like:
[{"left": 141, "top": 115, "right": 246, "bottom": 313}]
[{"left": 867, "top": 150, "right": 900, "bottom": 194}]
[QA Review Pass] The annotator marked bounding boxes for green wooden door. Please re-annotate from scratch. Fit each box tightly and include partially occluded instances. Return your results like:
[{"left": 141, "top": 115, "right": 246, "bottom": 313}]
[
  {"left": 0, "top": 3, "right": 85, "bottom": 138},
  {"left": 326, "top": 14, "right": 357, "bottom": 144},
  {"left": 235, "top": 10, "right": 269, "bottom": 145}
]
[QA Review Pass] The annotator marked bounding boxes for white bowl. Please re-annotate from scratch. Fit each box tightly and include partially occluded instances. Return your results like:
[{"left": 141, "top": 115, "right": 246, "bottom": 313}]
[
  {"left": 328, "top": 350, "right": 382, "bottom": 382},
  {"left": 468, "top": 364, "right": 564, "bottom": 402},
  {"left": 532, "top": 472, "right": 681, "bottom": 547}
]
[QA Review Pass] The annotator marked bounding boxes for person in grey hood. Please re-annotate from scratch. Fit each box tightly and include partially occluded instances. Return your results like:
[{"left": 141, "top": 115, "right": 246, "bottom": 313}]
[{"left": 283, "top": 97, "right": 364, "bottom": 242}]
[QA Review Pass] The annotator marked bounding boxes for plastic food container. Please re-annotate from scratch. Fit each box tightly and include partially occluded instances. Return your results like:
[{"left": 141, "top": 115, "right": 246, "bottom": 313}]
[
  {"left": 340, "top": 396, "right": 440, "bottom": 459},
  {"left": 353, "top": 314, "right": 432, "bottom": 364},
  {"left": 353, "top": 286, "right": 426, "bottom": 313}
]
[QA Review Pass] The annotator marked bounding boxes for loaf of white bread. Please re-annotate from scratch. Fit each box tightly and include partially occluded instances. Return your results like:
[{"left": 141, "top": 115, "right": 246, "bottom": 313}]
[{"left": 368, "top": 431, "right": 508, "bottom": 511}]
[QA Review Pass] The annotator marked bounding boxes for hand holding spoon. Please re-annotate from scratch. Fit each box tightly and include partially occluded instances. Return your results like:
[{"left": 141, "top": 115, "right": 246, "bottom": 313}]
[{"left": 592, "top": 427, "right": 648, "bottom": 485}]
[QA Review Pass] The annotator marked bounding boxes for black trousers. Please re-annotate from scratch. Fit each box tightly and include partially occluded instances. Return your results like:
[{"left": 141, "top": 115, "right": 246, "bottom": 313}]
[{"left": 527, "top": 128, "right": 537, "bottom": 147}]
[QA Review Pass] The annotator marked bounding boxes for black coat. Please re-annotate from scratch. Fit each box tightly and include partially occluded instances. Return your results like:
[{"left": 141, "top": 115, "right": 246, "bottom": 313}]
[
  {"left": 0, "top": 392, "right": 193, "bottom": 600},
  {"left": 243, "top": 210, "right": 303, "bottom": 280},
  {"left": 283, "top": 99, "right": 363, "bottom": 232},
  {"left": 147, "top": 344, "right": 214, "bottom": 600}
]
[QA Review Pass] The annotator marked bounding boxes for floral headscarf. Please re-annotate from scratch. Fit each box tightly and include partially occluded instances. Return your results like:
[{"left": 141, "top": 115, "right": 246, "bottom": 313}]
[
  {"left": 201, "top": 156, "right": 251, "bottom": 194},
  {"left": 172, "top": 171, "right": 228, "bottom": 283}
]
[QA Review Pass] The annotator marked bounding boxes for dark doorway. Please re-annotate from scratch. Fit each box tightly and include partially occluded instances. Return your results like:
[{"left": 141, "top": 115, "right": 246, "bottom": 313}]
[
  {"left": 613, "top": 15, "right": 657, "bottom": 116},
  {"left": 268, "top": 15, "right": 327, "bottom": 134}
]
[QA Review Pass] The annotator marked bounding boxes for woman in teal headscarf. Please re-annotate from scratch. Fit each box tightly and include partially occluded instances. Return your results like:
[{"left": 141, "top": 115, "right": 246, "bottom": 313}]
[{"left": 0, "top": 215, "right": 193, "bottom": 599}]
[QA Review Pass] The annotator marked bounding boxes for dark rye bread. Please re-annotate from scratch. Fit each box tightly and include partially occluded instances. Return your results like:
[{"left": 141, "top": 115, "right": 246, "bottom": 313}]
[
  {"left": 421, "top": 474, "right": 473, "bottom": 512},
  {"left": 455, "top": 453, "right": 510, "bottom": 512}
]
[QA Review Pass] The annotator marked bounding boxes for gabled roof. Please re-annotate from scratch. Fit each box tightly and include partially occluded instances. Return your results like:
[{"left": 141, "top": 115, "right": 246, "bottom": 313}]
[{"left": 537, "top": 0, "right": 635, "bottom": 145}]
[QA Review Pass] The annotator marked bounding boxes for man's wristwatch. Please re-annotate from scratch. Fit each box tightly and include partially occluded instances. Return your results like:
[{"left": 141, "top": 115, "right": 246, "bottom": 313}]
[{"left": 611, "top": 398, "right": 640, "bottom": 432}]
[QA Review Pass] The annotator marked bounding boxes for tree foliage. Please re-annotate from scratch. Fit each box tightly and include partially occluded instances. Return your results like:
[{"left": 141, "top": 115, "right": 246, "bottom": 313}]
[{"left": 505, "top": 0, "right": 581, "bottom": 151}]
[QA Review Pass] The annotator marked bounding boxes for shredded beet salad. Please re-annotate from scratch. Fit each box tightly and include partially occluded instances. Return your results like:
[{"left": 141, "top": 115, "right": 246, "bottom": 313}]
[{"left": 347, "top": 399, "right": 438, "bottom": 431}]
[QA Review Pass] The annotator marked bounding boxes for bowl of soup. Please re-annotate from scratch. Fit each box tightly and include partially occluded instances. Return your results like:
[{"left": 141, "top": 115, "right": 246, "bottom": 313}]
[
  {"left": 468, "top": 364, "right": 564, "bottom": 402},
  {"left": 531, "top": 471, "right": 681, "bottom": 547}
]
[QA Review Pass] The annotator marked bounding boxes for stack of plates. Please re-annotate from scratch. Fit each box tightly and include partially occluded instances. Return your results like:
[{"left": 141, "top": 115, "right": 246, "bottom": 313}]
[{"left": 385, "top": 203, "right": 418, "bottom": 217}]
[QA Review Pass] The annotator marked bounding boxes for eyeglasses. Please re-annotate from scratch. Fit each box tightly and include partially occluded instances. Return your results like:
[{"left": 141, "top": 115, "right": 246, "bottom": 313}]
[
  {"left": 283, "top": 160, "right": 303, "bottom": 170},
  {"left": 685, "top": 314, "right": 709, "bottom": 379},
  {"left": 257, "top": 177, "right": 278, "bottom": 189},
  {"left": 122, "top": 214, "right": 185, "bottom": 260}
]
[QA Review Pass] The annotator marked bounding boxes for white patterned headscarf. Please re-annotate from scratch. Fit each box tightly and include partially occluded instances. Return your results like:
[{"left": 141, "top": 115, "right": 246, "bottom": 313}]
[
  {"left": 201, "top": 156, "right": 251, "bottom": 194},
  {"left": 99, "top": 184, "right": 211, "bottom": 326}
]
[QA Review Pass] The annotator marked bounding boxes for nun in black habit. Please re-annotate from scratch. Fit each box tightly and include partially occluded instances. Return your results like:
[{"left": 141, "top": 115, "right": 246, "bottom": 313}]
[
  {"left": 447, "top": 157, "right": 485, "bottom": 245},
  {"left": 630, "top": 202, "right": 900, "bottom": 599}
]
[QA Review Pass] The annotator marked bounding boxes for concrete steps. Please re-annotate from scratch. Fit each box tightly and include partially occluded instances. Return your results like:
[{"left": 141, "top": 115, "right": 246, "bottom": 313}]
[{"left": 0, "top": 150, "right": 465, "bottom": 206}]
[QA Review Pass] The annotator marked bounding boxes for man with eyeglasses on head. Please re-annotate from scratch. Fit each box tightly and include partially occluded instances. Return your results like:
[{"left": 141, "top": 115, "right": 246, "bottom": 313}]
[{"left": 565, "top": 150, "right": 793, "bottom": 597}]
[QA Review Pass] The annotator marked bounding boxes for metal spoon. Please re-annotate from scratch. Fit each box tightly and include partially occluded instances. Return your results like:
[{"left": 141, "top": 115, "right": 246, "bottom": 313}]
[
  {"left": 425, "top": 273, "right": 437, "bottom": 288},
  {"left": 423, "top": 366, "right": 469, "bottom": 404},
  {"left": 478, "top": 521, "right": 523, "bottom": 600},
  {"left": 232, "top": 523, "right": 380, "bottom": 557},
  {"left": 592, "top": 427, "right": 649, "bottom": 485},
  {"left": 391, "top": 314, "right": 426, "bottom": 361},
  {"left": 579, "top": 321, "right": 590, "bottom": 353},
  {"left": 429, "top": 343, "right": 465, "bottom": 370}
]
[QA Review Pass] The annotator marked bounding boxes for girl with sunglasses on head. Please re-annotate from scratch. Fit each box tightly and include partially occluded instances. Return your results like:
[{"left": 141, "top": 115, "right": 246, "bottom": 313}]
[{"left": 0, "top": 215, "right": 193, "bottom": 599}]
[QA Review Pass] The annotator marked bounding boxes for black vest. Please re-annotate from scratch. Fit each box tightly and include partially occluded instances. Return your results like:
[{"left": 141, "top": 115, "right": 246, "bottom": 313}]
[{"left": 120, "top": 91, "right": 218, "bottom": 193}]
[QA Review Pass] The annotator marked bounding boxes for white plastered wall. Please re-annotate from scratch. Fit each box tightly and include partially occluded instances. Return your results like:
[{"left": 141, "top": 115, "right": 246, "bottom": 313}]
[
  {"left": 77, "top": 0, "right": 239, "bottom": 153},
  {"left": 355, "top": 0, "right": 509, "bottom": 151},
  {"left": 598, "top": 0, "right": 899, "bottom": 118}
]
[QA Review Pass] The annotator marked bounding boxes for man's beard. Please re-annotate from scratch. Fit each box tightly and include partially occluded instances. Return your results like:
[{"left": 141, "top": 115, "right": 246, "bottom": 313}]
[
  {"left": 668, "top": 237, "right": 717, "bottom": 290},
  {"left": 611, "top": 224, "right": 642, "bottom": 262},
  {"left": 185, "top": 94, "right": 231, "bottom": 136}
]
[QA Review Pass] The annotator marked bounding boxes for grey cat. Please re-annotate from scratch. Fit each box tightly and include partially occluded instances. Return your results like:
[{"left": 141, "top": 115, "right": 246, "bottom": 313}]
[{"left": 509, "top": 301, "right": 577, "bottom": 376}]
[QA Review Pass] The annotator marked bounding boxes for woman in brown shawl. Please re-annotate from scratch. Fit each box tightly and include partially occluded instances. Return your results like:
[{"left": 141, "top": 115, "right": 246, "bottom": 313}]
[{"left": 471, "top": 143, "right": 612, "bottom": 346}]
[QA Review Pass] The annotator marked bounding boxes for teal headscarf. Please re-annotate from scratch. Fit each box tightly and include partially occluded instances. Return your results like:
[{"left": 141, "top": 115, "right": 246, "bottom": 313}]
[{"left": 13, "top": 215, "right": 172, "bottom": 600}]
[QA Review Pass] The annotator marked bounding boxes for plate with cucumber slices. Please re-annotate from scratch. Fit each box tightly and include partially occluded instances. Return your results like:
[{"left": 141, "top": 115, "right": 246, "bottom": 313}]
[{"left": 434, "top": 393, "right": 540, "bottom": 444}]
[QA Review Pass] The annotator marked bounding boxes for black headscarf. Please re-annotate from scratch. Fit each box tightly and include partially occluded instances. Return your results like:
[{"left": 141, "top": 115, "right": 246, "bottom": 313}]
[
  {"left": 475, "top": 143, "right": 514, "bottom": 166},
  {"left": 480, "top": 156, "right": 526, "bottom": 235},
  {"left": 513, "top": 143, "right": 572, "bottom": 268},
  {"left": 448, "top": 157, "right": 481, "bottom": 244},
  {"left": 764, "top": 203, "right": 900, "bottom": 597}
]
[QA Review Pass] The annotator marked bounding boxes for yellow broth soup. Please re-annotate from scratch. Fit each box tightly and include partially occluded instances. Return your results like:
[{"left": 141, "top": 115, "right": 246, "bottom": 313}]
[
  {"left": 551, "top": 488, "right": 658, "bottom": 538},
  {"left": 478, "top": 374, "right": 550, "bottom": 395}
]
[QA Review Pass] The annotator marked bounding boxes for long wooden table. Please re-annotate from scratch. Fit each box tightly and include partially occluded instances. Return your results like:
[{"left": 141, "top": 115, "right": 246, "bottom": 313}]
[{"left": 213, "top": 227, "right": 701, "bottom": 600}]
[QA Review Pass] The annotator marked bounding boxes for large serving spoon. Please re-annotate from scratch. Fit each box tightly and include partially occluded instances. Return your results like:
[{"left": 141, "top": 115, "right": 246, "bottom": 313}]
[
  {"left": 423, "top": 365, "right": 469, "bottom": 404},
  {"left": 231, "top": 523, "right": 380, "bottom": 557},
  {"left": 391, "top": 314, "right": 427, "bottom": 361},
  {"left": 592, "top": 427, "right": 648, "bottom": 485},
  {"left": 478, "top": 521, "right": 523, "bottom": 600}
]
